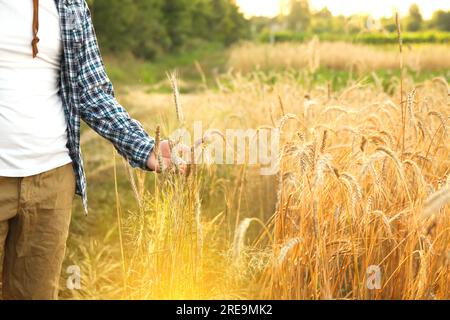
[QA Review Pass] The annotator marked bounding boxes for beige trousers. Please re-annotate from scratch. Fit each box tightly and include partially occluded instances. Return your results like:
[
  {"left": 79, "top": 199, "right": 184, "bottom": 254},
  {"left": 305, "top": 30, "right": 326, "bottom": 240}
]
[{"left": 0, "top": 163, "right": 75, "bottom": 300}]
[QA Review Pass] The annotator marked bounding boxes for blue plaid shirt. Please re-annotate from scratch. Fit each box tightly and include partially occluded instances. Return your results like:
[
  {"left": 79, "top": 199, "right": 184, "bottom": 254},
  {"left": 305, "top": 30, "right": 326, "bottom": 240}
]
[{"left": 55, "top": 0, "right": 155, "bottom": 214}]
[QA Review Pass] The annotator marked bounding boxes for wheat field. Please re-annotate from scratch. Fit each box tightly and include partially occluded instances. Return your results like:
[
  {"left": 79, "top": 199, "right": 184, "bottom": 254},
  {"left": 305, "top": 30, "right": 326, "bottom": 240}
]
[
  {"left": 229, "top": 41, "right": 450, "bottom": 73},
  {"left": 63, "top": 41, "right": 450, "bottom": 300}
]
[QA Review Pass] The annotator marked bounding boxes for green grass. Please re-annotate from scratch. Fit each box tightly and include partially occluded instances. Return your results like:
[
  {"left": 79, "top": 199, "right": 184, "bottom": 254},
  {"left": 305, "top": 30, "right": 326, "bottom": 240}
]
[
  {"left": 259, "top": 30, "right": 450, "bottom": 45},
  {"left": 282, "top": 68, "right": 449, "bottom": 93},
  {"left": 208, "top": 67, "right": 449, "bottom": 94},
  {"left": 103, "top": 42, "right": 228, "bottom": 93}
]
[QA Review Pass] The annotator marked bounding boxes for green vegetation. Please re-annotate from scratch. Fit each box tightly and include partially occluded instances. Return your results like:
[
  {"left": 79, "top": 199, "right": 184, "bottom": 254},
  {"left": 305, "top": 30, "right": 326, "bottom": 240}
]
[
  {"left": 88, "top": 0, "right": 249, "bottom": 60},
  {"left": 258, "top": 30, "right": 450, "bottom": 44},
  {"left": 251, "top": 1, "right": 450, "bottom": 44},
  {"left": 103, "top": 44, "right": 449, "bottom": 95},
  {"left": 103, "top": 42, "right": 227, "bottom": 91}
]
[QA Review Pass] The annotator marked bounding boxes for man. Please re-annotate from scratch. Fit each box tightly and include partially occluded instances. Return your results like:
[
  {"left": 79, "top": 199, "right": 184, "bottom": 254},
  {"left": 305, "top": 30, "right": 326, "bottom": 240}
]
[{"left": 0, "top": 0, "right": 182, "bottom": 299}]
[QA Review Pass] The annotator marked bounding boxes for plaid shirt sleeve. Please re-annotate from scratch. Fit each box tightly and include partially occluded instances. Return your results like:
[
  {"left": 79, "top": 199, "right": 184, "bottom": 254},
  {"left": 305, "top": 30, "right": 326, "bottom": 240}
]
[{"left": 77, "top": 2, "right": 154, "bottom": 170}]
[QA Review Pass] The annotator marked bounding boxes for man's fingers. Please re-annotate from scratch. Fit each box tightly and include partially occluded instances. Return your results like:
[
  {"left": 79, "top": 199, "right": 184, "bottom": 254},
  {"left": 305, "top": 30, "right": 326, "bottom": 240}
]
[{"left": 177, "top": 158, "right": 187, "bottom": 175}]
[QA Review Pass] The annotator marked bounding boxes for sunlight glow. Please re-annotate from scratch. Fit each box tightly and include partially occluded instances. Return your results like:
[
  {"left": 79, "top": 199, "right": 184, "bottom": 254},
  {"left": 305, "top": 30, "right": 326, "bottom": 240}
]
[{"left": 235, "top": 0, "right": 450, "bottom": 19}]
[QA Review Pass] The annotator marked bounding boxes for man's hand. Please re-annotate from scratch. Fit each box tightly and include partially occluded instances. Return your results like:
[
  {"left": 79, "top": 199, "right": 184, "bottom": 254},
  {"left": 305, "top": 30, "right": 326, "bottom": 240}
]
[{"left": 147, "top": 140, "right": 188, "bottom": 174}]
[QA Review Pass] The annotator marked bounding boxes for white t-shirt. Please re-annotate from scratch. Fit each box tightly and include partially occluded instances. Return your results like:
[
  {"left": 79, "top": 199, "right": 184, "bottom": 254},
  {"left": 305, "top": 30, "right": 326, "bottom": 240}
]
[{"left": 0, "top": 0, "right": 72, "bottom": 177}]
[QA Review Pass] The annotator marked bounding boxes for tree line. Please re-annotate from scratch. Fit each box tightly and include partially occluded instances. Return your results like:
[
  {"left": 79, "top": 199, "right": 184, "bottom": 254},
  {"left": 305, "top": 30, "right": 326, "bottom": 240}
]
[
  {"left": 252, "top": 0, "right": 450, "bottom": 35},
  {"left": 86, "top": 0, "right": 249, "bottom": 59}
]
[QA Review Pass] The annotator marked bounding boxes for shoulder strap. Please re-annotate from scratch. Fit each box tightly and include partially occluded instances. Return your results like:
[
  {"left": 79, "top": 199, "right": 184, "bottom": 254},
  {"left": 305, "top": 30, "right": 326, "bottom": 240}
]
[{"left": 32, "top": 0, "right": 40, "bottom": 58}]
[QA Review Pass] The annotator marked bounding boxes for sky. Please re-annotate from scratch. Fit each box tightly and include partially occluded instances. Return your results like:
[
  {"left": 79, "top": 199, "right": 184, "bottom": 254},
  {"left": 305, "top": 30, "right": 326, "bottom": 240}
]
[{"left": 235, "top": 0, "right": 450, "bottom": 19}]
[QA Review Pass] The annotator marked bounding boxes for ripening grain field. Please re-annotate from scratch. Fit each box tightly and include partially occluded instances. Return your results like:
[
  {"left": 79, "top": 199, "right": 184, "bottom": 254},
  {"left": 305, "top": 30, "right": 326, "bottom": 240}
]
[{"left": 62, "top": 41, "right": 450, "bottom": 300}]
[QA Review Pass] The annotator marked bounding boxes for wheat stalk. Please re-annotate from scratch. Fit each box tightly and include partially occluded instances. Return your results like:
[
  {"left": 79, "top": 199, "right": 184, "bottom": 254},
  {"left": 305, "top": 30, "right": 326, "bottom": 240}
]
[
  {"left": 167, "top": 70, "right": 185, "bottom": 124},
  {"left": 155, "top": 126, "right": 164, "bottom": 172}
]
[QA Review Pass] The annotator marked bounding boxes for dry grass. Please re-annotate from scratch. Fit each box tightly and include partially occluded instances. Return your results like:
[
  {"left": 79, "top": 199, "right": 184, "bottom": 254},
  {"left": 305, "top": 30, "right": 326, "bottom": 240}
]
[{"left": 228, "top": 41, "right": 450, "bottom": 73}]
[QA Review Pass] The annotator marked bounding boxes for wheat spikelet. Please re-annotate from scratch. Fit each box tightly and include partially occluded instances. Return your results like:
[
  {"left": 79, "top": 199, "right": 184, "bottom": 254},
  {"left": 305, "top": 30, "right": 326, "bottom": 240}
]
[
  {"left": 313, "top": 153, "right": 333, "bottom": 187},
  {"left": 337, "top": 126, "right": 358, "bottom": 135},
  {"left": 313, "top": 124, "right": 335, "bottom": 134},
  {"left": 412, "top": 152, "right": 432, "bottom": 164},
  {"left": 269, "top": 105, "right": 276, "bottom": 127},
  {"left": 296, "top": 131, "right": 306, "bottom": 142},
  {"left": 194, "top": 129, "right": 226, "bottom": 150},
  {"left": 378, "top": 130, "right": 395, "bottom": 147},
  {"left": 232, "top": 218, "right": 252, "bottom": 260},
  {"left": 422, "top": 186, "right": 450, "bottom": 218},
  {"left": 432, "top": 77, "right": 449, "bottom": 93},
  {"left": 334, "top": 112, "right": 349, "bottom": 125},
  {"left": 232, "top": 218, "right": 255, "bottom": 265},
  {"left": 304, "top": 99, "right": 318, "bottom": 120},
  {"left": 282, "top": 143, "right": 300, "bottom": 157},
  {"left": 366, "top": 195, "right": 373, "bottom": 214},
  {"left": 373, "top": 210, "right": 394, "bottom": 238},
  {"left": 296, "top": 143, "right": 315, "bottom": 174},
  {"left": 277, "top": 237, "right": 303, "bottom": 266},
  {"left": 331, "top": 166, "right": 340, "bottom": 179},
  {"left": 322, "top": 106, "right": 348, "bottom": 116},
  {"left": 368, "top": 134, "right": 387, "bottom": 146},
  {"left": 278, "top": 95, "right": 286, "bottom": 116},
  {"left": 360, "top": 136, "right": 368, "bottom": 152},
  {"left": 437, "top": 177, "right": 444, "bottom": 190},
  {"left": 406, "top": 89, "right": 419, "bottom": 140},
  {"left": 416, "top": 120, "right": 427, "bottom": 141},
  {"left": 376, "top": 147, "right": 405, "bottom": 178},
  {"left": 167, "top": 70, "right": 184, "bottom": 124},
  {"left": 320, "top": 130, "right": 328, "bottom": 154},
  {"left": 154, "top": 126, "right": 164, "bottom": 172},
  {"left": 360, "top": 151, "right": 385, "bottom": 179},
  {"left": 168, "top": 140, "right": 180, "bottom": 173},
  {"left": 363, "top": 114, "right": 383, "bottom": 128},
  {"left": 313, "top": 200, "right": 320, "bottom": 239},
  {"left": 278, "top": 113, "right": 299, "bottom": 131},
  {"left": 428, "top": 111, "right": 447, "bottom": 135},
  {"left": 403, "top": 159, "right": 427, "bottom": 188},
  {"left": 340, "top": 172, "right": 363, "bottom": 206},
  {"left": 338, "top": 84, "right": 363, "bottom": 101},
  {"left": 406, "top": 89, "right": 416, "bottom": 118},
  {"left": 385, "top": 99, "right": 400, "bottom": 111},
  {"left": 282, "top": 171, "right": 298, "bottom": 189}
]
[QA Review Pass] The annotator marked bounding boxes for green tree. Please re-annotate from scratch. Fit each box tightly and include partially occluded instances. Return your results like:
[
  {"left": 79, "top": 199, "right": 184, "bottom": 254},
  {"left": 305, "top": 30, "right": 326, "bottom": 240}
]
[
  {"left": 162, "top": 0, "right": 193, "bottom": 51},
  {"left": 228, "top": 5, "right": 250, "bottom": 43},
  {"left": 380, "top": 15, "right": 397, "bottom": 33},
  {"left": 311, "top": 7, "right": 332, "bottom": 33},
  {"left": 91, "top": 0, "right": 136, "bottom": 53},
  {"left": 190, "top": 0, "right": 215, "bottom": 40},
  {"left": 287, "top": 0, "right": 311, "bottom": 32},
  {"left": 131, "top": 0, "right": 169, "bottom": 59},
  {"left": 430, "top": 10, "right": 450, "bottom": 31},
  {"left": 87, "top": 0, "right": 248, "bottom": 58},
  {"left": 406, "top": 4, "right": 423, "bottom": 31}
]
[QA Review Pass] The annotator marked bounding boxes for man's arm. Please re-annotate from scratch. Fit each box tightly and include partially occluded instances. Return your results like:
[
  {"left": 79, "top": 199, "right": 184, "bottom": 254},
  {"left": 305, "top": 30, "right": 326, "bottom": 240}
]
[{"left": 77, "top": 1, "right": 154, "bottom": 170}]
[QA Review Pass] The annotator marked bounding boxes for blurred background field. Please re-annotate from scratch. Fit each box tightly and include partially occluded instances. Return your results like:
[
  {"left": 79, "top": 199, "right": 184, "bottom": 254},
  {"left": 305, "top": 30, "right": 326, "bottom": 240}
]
[{"left": 61, "top": 0, "right": 449, "bottom": 299}]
